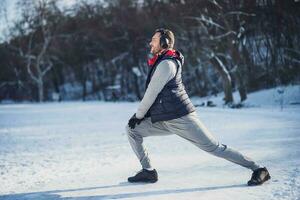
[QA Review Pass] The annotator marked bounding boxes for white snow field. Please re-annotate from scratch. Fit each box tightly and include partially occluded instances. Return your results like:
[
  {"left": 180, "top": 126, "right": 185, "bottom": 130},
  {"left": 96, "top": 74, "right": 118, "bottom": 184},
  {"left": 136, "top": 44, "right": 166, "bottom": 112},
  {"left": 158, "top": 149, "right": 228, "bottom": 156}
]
[{"left": 0, "top": 86, "right": 300, "bottom": 200}]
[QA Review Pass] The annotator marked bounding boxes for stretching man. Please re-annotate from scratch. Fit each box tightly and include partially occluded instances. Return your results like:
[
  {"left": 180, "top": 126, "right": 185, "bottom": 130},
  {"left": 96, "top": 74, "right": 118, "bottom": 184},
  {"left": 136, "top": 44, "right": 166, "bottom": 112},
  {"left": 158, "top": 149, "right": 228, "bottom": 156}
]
[{"left": 126, "top": 28, "right": 270, "bottom": 186}]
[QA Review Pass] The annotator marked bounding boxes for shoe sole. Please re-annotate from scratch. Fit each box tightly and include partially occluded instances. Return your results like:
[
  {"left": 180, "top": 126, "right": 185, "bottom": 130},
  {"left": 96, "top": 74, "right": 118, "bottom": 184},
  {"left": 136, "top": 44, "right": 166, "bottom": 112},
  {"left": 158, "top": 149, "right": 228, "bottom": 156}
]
[
  {"left": 248, "top": 174, "right": 271, "bottom": 186},
  {"left": 128, "top": 178, "right": 157, "bottom": 183}
]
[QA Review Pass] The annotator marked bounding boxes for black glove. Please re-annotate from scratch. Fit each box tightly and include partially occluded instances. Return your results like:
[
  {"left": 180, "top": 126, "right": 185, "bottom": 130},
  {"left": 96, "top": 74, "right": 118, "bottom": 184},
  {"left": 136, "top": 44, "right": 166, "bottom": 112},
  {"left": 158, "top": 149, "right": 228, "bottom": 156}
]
[{"left": 128, "top": 114, "right": 144, "bottom": 129}]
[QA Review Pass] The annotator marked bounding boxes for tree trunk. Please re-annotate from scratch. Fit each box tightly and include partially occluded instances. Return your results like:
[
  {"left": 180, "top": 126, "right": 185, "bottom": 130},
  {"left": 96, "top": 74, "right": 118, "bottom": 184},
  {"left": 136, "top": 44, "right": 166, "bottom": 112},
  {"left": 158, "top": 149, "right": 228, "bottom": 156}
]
[
  {"left": 227, "top": 40, "right": 247, "bottom": 102},
  {"left": 134, "top": 74, "right": 141, "bottom": 100},
  {"left": 210, "top": 56, "right": 233, "bottom": 104},
  {"left": 37, "top": 79, "right": 44, "bottom": 102},
  {"left": 235, "top": 70, "right": 247, "bottom": 102},
  {"left": 82, "top": 80, "right": 86, "bottom": 101}
]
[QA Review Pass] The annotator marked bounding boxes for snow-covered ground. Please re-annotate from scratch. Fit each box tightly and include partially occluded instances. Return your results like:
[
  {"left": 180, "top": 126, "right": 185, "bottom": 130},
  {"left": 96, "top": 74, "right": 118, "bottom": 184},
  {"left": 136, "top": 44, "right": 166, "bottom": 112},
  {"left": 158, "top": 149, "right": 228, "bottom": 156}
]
[{"left": 0, "top": 86, "right": 300, "bottom": 200}]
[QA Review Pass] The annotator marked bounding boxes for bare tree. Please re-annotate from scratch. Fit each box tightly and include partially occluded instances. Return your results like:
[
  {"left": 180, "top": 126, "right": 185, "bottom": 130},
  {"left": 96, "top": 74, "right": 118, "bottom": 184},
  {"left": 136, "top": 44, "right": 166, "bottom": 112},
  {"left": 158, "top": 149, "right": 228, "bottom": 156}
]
[{"left": 13, "top": 0, "right": 58, "bottom": 102}]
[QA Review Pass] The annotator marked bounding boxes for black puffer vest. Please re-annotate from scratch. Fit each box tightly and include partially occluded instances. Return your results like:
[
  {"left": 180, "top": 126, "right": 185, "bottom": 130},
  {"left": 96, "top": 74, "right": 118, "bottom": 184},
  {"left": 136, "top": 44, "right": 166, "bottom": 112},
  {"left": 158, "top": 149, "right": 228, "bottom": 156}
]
[{"left": 145, "top": 50, "right": 195, "bottom": 123}]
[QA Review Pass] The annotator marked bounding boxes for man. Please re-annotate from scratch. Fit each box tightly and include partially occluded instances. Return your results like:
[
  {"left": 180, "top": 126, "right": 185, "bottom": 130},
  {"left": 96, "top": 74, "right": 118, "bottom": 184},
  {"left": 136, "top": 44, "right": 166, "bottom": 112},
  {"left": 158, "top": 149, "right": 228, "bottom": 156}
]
[{"left": 126, "top": 28, "right": 270, "bottom": 186}]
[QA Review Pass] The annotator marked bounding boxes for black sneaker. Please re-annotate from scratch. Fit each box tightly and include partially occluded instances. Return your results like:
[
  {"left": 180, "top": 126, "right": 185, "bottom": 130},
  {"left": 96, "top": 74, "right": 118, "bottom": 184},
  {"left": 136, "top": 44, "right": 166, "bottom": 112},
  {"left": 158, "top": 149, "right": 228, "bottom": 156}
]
[
  {"left": 248, "top": 167, "right": 271, "bottom": 186},
  {"left": 128, "top": 169, "right": 158, "bottom": 183}
]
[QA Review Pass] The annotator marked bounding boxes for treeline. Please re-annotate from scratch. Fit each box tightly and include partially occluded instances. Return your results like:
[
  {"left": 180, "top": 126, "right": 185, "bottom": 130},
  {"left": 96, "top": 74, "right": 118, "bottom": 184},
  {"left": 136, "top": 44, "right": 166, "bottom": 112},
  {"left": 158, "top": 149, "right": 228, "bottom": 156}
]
[{"left": 0, "top": 0, "right": 299, "bottom": 103}]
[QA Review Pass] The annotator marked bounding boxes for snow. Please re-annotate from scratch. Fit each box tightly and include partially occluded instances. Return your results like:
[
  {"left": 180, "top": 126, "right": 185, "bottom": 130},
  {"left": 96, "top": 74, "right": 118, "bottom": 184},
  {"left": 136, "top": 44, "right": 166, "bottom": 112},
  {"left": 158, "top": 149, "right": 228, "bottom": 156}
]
[{"left": 0, "top": 86, "right": 300, "bottom": 200}]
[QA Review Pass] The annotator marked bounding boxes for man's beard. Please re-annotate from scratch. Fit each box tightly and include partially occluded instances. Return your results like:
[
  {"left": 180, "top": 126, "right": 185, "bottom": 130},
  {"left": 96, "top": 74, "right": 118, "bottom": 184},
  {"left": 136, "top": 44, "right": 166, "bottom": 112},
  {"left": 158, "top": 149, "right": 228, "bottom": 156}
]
[{"left": 151, "top": 47, "right": 161, "bottom": 55}]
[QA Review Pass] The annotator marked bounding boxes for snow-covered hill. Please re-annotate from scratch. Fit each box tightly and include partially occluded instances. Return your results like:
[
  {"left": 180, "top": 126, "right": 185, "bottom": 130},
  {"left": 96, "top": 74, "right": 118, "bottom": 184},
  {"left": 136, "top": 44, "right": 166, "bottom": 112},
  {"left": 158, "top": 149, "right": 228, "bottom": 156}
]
[
  {"left": 0, "top": 86, "right": 299, "bottom": 200},
  {"left": 192, "top": 84, "right": 300, "bottom": 108}
]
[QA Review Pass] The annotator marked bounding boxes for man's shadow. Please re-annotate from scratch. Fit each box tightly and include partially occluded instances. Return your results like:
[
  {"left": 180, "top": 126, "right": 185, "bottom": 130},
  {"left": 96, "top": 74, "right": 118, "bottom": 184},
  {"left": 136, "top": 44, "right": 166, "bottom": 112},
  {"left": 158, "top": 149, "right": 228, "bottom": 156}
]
[{"left": 0, "top": 182, "right": 247, "bottom": 200}]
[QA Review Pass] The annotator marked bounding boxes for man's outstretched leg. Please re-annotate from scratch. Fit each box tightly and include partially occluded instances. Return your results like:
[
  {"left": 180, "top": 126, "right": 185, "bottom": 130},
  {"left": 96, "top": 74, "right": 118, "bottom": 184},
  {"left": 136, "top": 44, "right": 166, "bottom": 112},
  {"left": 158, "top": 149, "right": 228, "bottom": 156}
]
[{"left": 164, "top": 112, "right": 271, "bottom": 186}]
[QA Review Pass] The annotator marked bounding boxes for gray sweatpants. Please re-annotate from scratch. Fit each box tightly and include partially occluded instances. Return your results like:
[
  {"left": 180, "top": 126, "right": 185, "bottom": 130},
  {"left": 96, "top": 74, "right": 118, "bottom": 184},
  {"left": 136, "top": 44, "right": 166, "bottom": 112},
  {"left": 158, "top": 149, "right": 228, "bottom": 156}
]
[{"left": 126, "top": 111, "right": 260, "bottom": 171}]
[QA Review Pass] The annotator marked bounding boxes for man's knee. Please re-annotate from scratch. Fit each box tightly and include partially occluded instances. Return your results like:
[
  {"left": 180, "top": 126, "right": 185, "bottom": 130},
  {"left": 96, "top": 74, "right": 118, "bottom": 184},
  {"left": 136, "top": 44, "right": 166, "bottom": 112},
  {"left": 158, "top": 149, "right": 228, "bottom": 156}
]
[
  {"left": 208, "top": 143, "right": 227, "bottom": 156},
  {"left": 126, "top": 124, "right": 140, "bottom": 138}
]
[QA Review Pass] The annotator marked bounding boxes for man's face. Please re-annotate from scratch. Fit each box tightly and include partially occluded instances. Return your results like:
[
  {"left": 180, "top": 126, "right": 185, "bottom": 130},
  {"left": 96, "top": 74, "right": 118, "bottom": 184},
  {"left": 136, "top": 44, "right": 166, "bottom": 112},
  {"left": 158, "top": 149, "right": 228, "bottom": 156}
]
[{"left": 149, "top": 32, "right": 163, "bottom": 55}]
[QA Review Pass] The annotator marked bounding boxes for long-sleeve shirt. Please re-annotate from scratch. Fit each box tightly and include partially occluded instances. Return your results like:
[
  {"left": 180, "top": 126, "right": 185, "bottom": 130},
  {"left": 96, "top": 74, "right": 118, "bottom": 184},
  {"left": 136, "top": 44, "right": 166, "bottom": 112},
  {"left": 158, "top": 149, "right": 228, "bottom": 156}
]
[{"left": 135, "top": 60, "right": 177, "bottom": 119}]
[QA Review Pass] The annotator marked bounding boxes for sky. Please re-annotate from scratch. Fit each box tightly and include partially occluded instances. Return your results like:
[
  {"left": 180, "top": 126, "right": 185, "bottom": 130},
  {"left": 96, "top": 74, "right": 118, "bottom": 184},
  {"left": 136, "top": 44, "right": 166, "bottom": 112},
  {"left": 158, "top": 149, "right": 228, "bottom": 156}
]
[
  {"left": 0, "top": 0, "right": 78, "bottom": 42},
  {"left": 0, "top": 0, "right": 16, "bottom": 41}
]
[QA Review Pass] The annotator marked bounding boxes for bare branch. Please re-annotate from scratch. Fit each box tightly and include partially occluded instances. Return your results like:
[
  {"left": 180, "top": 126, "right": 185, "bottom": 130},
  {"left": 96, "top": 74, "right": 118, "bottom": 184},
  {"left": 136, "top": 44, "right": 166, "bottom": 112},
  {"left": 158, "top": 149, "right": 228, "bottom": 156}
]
[
  {"left": 26, "top": 63, "right": 39, "bottom": 83},
  {"left": 212, "top": 55, "right": 231, "bottom": 82},
  {"left": 108, "top": 33, "right": 128, "bottom": 42},
  {"left": 184, "top": 16, "right": 225, "bottom": 30},
  {"left": 209, "top": 31, "right": 236, "bottom": 40},
  {"left": 284, "top": 48, "right": 300, "bottom": 56},
  {"left": 0, "top": 82, "right": 7, "bottom": 88},
  {"left": 108, "top": 52, "right": 129, "bottom": 66},
  {"left": 225, "top": 11, "right": 256, "bottom": 17},
  {"left": 283, "top": 55, "right": 300, "bottom": 64},
  {"left": 215, "top": 52, "right": 232, "bottom": 60},
  {"left": 41, "top": 62, "right": 53, "bottom": 76},
  {"left": 207, "top": 0, "right": 223, "bottom": 10},
  {"left": 0, "top": 81, "right": 22, "bottom": 88}
]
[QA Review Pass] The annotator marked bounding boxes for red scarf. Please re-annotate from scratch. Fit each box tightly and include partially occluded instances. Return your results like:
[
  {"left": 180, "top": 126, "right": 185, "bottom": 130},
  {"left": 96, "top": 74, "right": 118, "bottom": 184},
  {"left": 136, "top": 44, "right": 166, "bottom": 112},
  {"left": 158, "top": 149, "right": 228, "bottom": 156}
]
[{"left": 147, "top": 49, "right": 177, "bottom": 67}]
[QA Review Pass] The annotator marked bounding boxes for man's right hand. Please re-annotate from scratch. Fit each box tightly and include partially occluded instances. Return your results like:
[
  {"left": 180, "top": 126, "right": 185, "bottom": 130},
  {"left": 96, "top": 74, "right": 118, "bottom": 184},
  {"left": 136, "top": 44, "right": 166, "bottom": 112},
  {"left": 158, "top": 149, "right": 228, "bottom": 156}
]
[{"left": 128, "top": 114, "right": 144, "bottom": 129}]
